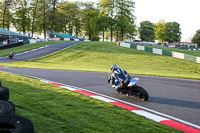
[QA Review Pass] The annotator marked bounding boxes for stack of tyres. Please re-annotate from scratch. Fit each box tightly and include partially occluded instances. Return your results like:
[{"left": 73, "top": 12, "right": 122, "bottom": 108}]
[
  {"left": 0, "top": 81, "right": 9, "bottom": 101},
  {"left": 0, "top": 116, "right": 34, "bottom": 133},
  {"left": 0, "top": 81, "right": 34, "bottom": 133},
  {"left": 0, "top": 100, "right": 15, "bottom": 116}
]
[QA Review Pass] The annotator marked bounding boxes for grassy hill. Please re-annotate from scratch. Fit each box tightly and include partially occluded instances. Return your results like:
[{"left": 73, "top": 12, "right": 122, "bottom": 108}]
[{"left": 1, "top": 41, "right": 200, "bottom": 80}]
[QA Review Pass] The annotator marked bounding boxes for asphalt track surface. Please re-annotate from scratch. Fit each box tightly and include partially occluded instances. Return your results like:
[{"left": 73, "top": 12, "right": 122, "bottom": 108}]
[
  {"left": 0, "top": 41, "right": 200, "bottom": 128},
  {"left": 0, "top": 41, "right": 83, "bottom": 63}
]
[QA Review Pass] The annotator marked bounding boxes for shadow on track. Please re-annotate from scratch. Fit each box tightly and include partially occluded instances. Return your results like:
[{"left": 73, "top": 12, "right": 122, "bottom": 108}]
[{"left": 149, "top": 97, "right": 200, "bottom": 109}]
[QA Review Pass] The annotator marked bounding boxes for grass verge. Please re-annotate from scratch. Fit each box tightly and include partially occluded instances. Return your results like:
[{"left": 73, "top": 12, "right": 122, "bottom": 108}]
[
  {"left": 0, "top": 71, "right": 181, "bottom": 133},
  {"left": 1, "top": 42, "right": 200, "bottom": 80},
  {"left": 0, "top": 41, "right": 69, "bottom": 57}
]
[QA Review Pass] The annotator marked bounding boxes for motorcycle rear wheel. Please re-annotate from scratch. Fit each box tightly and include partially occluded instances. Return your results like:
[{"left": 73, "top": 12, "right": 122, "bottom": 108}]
[{"left": 132, "top": 86, "right": 149, "bottom": 101}]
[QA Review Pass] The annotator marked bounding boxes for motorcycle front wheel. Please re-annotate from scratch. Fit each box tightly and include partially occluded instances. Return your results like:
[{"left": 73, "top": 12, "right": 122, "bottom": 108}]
[{"left": 131, "top": 86, "right": 149, "bottom": 101}]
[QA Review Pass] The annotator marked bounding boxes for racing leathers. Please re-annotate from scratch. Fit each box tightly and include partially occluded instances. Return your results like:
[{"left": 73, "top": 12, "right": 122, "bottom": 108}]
[{"left": 109, "top": 68, "right": 129, "bottom": 93}]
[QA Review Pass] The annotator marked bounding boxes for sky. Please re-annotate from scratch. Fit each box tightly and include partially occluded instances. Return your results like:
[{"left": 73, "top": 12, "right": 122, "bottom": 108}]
[{"left": 71, "top": 0, "right": 200, "bottom": 42}]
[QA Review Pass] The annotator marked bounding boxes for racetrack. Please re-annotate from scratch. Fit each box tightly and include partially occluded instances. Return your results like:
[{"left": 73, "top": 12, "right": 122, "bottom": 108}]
[
  {"left": 0, "top": 41, "right": 199, "bottom": 128},
  {"left": 0, "top": 41, "right": 83, "bottom": 63},
  {"left": 0, "top": 67, "right": 200, "bottom": 127}
]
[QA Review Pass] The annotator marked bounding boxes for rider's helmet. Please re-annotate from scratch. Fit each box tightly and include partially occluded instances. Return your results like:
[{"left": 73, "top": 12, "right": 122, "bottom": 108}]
[
  {"left": 111, "top": 64, "right": 119, "bottom": 72},
  {"left": 10, "top": 52, "right": 14, "bottom": 55}
]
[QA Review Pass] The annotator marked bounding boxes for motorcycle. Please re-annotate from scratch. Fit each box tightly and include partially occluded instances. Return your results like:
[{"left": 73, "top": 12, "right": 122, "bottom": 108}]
[
  {"left": 7, "top": 52, "right": 14, "bottom": 60},
  {"left": 108, "top": 76, "right": 149, "bottom": 101}
]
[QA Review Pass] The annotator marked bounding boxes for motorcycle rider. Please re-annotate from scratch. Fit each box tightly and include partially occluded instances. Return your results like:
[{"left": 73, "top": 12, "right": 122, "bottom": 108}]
[
  {"left": 108, "top": 64, "right": 130, "bottom": 94},
  {"left": 8, "top": 52, "right": 14, "bottom": 59}
]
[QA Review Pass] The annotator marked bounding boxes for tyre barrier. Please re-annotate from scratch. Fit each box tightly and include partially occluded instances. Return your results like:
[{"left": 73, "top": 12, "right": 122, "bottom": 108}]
[
  {"left": 0, "top": 86, "right": 9, "bottom": 101},
  {"left": 0, "top": 116, "right": 34, "bottom": 133},
  {"left": 0, "top": 100, "right": 15, "bottom": 116},
  {"left": 0, "top": 81, "right": 34, "bottom": 133}
]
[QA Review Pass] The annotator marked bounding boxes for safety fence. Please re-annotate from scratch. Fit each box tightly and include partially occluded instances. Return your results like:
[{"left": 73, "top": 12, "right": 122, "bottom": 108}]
[
  {"left": 118, "top": 42, "right": 200, "bottom": 64},
  {"left": 132, "top": 41, "right": 200, "bottom": 51}
]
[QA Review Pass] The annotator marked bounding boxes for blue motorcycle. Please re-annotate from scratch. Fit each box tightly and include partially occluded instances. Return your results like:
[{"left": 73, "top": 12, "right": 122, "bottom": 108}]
[{"left": 108, "top": 76, "right": 149, "bottom": 101}]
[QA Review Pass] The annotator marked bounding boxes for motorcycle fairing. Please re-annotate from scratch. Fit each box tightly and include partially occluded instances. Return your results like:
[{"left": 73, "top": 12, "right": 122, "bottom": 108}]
[
  {"left": 127, "top": 78, "right": 139, "bottom": 87},
  {"left": 115, "top": 77, "right": 139, "bottom": 87}
]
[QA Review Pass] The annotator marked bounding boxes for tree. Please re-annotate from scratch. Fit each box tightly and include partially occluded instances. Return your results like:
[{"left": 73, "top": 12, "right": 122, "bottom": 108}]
[
  {"left": 30, "top": 0, "right": 39, "bottom": 38},
  {"left": 0, "top": 0, "right": 138, "bottom": 41},
  {"left": 115, "top": 0, "right": 136, "bottom": 41},
  {"left": 139, "top": 21, "right": 155, "bottom": 42},
  {"left": 4, "top": 8, "right": 13, "bottom": 30},
  {"left": 192, "top": 29, "right": 200, "bottom": 47},
  {"left": 13, "top": 0, "right": 31, "bottom": 34},
  {"left": 98, "top": 14, "right": 109, "bottom": 41},
  {"left": 99, "top": 0, "right": 136, "bottom": 41},
  {"left": 82, "top": 2, "right": 100, "bottom": 41},
  {"left": 0, "top": 0, "right": 13, "bottom": 30},
  {"left": 57, "top": 1, "right": 81, "bottom": 36},
  {"left": 124, "top": 19, "right": 137, "bottom": 41},
  {"left": 57, "top": 2, "right": 72, "bottom": 34},
  {"left": 155, "top": 20, "right": 166, "bottom": 44},
  {"left": 1, "top": 0, "right": 13, "bottom": 29},
  {"left": 37, "top": 0, "right": 51, "bottom": 39},
  {"left": 165, "top": 22, "right": 181, "bottom": 43},
  {"left": 50, "top": 0, "right": 58, "bottom": 38},
  {"left": 99, "top": 0, "right": 115, "bottom": 42}
]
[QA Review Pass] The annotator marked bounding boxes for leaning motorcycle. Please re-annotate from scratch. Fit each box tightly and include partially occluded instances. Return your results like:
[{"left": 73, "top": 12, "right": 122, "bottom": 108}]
[
  {"left": 7, "top": 53, "right": 14, "bottom": 60},
  {"left": 108, "top": 76, "right": 149, "bottom": 101}
]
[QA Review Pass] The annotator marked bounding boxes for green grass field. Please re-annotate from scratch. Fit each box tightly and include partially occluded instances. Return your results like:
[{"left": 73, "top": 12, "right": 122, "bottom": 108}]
[
  {"left": 0, "top": 71, "right": 182, "bottom": 133},
  {"left": 0, "top": 41, "right": 68, "bottom": 57},
  {"left": 140, "top": 45, "right": 200, "bottom": 57},
  {"left": 1, "top": 42, "right": 200, "bottom": 80}
]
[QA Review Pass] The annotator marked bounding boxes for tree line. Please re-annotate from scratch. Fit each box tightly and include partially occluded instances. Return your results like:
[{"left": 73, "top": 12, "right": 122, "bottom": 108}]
[
  {"left": 139, "top": 20, "right": 182, "bottom": 44},
  {"left": 139, "top": 20, "right": 200, "bottom": 46},
  {"left": 0, "top": 0, "right": 136, "bottom": 41},
  {"left": 1, "top": 0, "right": 199, "bottom": 45}
]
